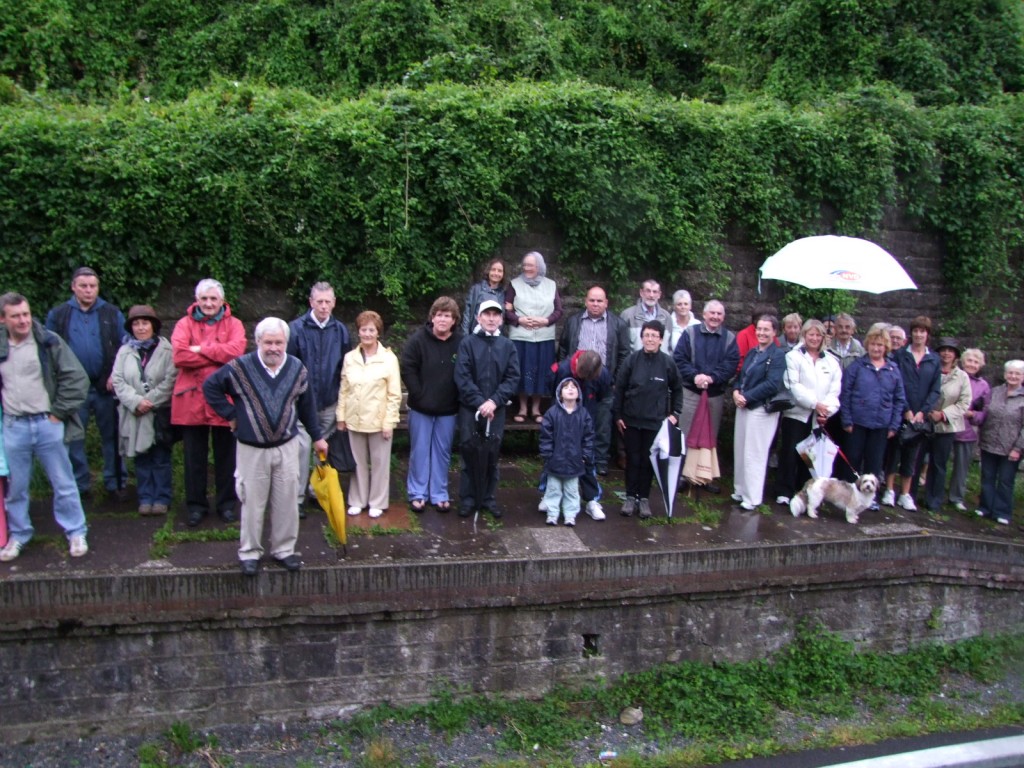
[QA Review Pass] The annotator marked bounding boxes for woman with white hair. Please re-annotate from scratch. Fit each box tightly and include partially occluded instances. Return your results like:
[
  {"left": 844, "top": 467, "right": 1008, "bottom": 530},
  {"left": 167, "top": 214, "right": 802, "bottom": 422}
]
[
  {"left": 506, "top": 251, "right": 562, "bottom": 422},
  {"left": 977, "top": 359, "right": 1024, "bottom": 525},
  {"left": 665, "top": 289, "right": 701, "bottom": 353},
  {"left": 171, "top": 278, "right": 246, "bottom": 527},
  {"left": 949, "top": 348, "right": 991, "bottom": 511}
]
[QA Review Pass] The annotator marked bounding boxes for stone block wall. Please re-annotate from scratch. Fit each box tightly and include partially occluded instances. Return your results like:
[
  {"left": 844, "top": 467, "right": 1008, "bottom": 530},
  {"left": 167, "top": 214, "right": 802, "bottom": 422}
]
[
  {"left": 1, "top": 535, "right": 1022, "bottom": 742},
  {"left": 153, "top": 206, "right": 1023, "bottom": 363}
]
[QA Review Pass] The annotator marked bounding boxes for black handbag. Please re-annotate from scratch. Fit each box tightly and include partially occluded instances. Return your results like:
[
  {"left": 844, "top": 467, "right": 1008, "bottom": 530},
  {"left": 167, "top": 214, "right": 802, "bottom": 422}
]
[
  {"left": 898, "top": 419, "right": 933, "bottom": 444},
  {"left": 765, "top": 389, "right": 795, "bottom": 413},
  {"left": 153, "top": 406, "right": 180, "bottom": 448}
]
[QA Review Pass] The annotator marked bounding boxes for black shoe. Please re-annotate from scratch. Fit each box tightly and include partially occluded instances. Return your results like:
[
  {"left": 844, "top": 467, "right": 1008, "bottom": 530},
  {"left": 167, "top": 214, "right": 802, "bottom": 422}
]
[
  {"left": 219, "top": 508, "right": 238, "bottom": 523},
  {"left": 298, "top": 504, "right": 307, "bottom": 520},
  {"left": 706, "top": 482, "right": 721, "bottom": 494},
  {"left": 187, "top": 509, "right": 206, "bottom": 527},
  {"left": 597, "top": 465, "right": 609, "bottom": 477},
  {"left": 488, "top": 507, "right": 503, "bottom": 519},
  {"left": 274, "top": 554, "right": 302, "bottom": 571},
  {"left": 240, "top": 559, "right": 259, "bottom": 577},
  {"left": 459, "top": 507, "right": 472, "bottom": 518},
  {"left": 107, "top": 488, "right": 129, "bottom": 502}
]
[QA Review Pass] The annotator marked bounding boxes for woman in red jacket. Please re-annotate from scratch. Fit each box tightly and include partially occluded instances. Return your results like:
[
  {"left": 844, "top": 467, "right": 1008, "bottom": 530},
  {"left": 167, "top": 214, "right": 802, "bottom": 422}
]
[{"left": 171, "top": 278, "right": 247, "bottom": 527}]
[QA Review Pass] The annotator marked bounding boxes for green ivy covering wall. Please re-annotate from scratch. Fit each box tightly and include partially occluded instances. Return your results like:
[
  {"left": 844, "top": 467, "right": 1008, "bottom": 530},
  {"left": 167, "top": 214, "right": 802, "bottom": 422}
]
[
  {"left": 1, "top": 0, "right": 1021, "bottom": 105},
  {"left": 1, "top": 81, "right": 1022, "bottom": 320}
]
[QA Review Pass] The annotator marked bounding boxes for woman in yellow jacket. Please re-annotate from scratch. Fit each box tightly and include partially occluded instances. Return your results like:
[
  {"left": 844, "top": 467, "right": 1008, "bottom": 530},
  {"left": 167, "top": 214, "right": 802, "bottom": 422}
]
[{"left": 336, "top": 311, "right": 402, "bottom": 518}]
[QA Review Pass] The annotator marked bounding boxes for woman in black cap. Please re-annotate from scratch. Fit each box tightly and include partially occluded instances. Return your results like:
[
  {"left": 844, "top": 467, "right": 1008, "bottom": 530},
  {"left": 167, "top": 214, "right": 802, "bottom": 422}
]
[
  {"left": 111, "top": 305, "right": 178, "bottom": 515},
  {"left": 922, "top": 337, "right": 971, "bottom": 511}
]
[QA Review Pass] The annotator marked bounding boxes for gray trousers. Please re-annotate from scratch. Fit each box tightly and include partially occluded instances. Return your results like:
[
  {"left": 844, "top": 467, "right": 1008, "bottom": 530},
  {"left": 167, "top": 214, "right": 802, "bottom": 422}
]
[
  {"left": 948, "top": 439, "right": 975, "bottom": 504},
  {"left": 237, "top": 440, "right": 300, "bottom": 561}
]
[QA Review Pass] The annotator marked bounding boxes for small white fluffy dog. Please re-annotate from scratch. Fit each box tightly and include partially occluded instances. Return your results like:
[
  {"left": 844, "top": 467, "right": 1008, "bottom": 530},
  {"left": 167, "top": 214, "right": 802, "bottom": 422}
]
[{"left": 789, "top": 474, "right": 879, "bottom": 524}]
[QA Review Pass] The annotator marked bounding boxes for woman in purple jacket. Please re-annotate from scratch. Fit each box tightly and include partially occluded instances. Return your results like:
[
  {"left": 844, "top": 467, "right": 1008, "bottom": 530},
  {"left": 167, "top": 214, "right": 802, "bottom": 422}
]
[
  {"left": 949, "top": 348, "right": 990, "bottom": 511},
  {"left": 840, "top": 326, "right": 906, "bottom": 505}
]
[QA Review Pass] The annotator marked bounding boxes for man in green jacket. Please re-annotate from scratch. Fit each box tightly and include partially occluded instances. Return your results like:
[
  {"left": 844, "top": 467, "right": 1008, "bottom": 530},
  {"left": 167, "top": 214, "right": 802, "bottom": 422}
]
[{"left": 0, "top": 292, "right": 90, "bottom": 562}]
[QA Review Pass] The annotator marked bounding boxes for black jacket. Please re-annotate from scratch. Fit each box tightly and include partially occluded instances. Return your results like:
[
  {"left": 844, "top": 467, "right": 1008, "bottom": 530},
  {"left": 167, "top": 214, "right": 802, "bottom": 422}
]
[
  {"left": 453, "top": 330, "right": 520, "bottom": 442},
  {"left": 558, "top": 310, "right": 631, "bottom": 379},
  {"left": 613, "top": 349, "right": 683, "bottom": 431},
  {"left": 401, "top": 322, "right": 463, "bottom": 416}
]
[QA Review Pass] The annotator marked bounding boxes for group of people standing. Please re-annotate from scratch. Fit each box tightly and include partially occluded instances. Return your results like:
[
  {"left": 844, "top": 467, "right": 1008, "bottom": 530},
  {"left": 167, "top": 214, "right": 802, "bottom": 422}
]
[{"left": 1, "top": 255, "right": 1019, "bottom": 572}]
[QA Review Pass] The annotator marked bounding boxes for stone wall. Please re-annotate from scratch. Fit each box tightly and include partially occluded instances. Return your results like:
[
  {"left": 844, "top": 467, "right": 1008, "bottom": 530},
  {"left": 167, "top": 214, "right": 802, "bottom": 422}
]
[
  {"left": 1, "top": 535, "right": 1022, "bottom": 742},
  {"left": 154, "top": 207, "right": 1024, "bottom": 363}
]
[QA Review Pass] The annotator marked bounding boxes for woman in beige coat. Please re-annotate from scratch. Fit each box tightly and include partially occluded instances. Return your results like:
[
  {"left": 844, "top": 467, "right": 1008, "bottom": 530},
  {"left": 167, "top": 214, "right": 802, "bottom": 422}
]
[
  {"left": 112, "top": 305, "right": 178, "bottom": 516},
  {"left": 337, "top": 310, "right": 402, "bottom": 519}
]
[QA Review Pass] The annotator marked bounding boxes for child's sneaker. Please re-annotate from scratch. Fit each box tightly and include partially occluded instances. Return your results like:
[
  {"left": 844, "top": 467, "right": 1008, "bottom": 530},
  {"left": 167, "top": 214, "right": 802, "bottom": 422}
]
[
  {"left": 546, "top": 516, "right": 558, "bottom": 526},
  {"left": 585, "top": 500, "right": 606, "bottom": 521},
  {"left": 538, "top": 499, "right": 548, "bottom": 513},
  {"left": 564, "top": 518, "right": 576, "bottom": 527}
]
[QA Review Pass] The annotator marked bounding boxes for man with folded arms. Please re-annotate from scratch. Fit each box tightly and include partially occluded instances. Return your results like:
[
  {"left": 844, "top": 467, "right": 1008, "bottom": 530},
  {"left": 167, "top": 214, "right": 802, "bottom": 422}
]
[{"left": 204, "top": 317, "right": 327, "bottom": 576}]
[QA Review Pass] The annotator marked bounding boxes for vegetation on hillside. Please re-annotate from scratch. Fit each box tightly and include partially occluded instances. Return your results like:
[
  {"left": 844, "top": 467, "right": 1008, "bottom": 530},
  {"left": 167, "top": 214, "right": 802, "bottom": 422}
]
[
  {"left": 1, "top": 0, "right": 1022, "bottom": 335},
  {"left": 2, "top": 0, "right": 1022, "bottom": 105}
]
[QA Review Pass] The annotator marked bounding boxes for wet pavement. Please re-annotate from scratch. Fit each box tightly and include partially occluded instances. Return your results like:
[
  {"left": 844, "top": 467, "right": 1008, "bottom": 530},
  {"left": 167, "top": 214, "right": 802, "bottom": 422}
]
[{"left": 3, "top": 441, "right": 1022, "bottom": 578}]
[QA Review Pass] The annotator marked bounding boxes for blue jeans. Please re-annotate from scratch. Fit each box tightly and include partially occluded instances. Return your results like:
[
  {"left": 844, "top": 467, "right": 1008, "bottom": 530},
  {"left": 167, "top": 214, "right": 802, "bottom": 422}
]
[
  {"left": 135, "top": 443, "right": 173, "bottom": 505},
  {"left": 406, "top": 410, "right": 456, "bottom": 504},
  {"left": 4, "top": 414, "right": 87, "bottom": 544},
  {"left": 979, "top": 450, "right": 1020, "bottom": 522},
  {"left": 67, "top": 387, "right": 126, "bottom": 492}
]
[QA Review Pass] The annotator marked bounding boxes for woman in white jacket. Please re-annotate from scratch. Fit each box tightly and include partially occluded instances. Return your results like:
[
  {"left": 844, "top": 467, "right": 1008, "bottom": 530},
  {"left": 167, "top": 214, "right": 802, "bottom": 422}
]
[{"left": 774, "top": 318, "right": 842, "bottom": 505}]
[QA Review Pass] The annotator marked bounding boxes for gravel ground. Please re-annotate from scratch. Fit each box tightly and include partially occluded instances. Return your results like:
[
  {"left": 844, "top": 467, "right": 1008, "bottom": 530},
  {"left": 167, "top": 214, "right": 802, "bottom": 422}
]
[{"left": 7, "top": 670, "right": 1023, "bottom": 767}]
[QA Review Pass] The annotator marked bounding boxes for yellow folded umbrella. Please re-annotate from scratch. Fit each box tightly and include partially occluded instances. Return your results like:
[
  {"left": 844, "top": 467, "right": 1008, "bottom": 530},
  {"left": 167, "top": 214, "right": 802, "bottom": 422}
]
[{"left": 310, "top": 451, "right": 347, "bottom": 550}]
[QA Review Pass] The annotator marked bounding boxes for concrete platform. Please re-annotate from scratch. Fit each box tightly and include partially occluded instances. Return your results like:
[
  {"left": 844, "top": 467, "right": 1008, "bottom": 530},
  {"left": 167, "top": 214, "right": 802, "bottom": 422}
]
[{"left": 3, "top": 446, "right": 1021, "bottom": 578}]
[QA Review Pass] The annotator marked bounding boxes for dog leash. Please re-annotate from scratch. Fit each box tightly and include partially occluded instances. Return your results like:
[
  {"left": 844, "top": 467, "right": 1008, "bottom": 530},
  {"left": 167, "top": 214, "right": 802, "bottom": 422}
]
[{"left": 818, "top": 424, "right": 862, "bottom": 480}]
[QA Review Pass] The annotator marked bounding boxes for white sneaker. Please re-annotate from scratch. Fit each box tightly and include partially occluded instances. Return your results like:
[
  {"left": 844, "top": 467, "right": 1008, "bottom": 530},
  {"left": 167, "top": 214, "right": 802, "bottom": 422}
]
[
  {"left": 0, "top": 539, "right": 23, "bottom": 562},
  {"left": 69, "top": 535, "right": 88, "bottom": 557},
  {"left": 586, "top": 500, "right": 606, "bottom": 521},
  {"left": 347, "top": 506, "right": 362, "bottom": 516},
  {"left": 538, "top": 499, "right": 548, "bottom": 513},
  {"left": 368, "top": 507, "right": 383, "bottom": 519},
  {"left": 897, "top": 494, "right": 918, "bottom": 512},
  {"left": 730, "top": 493, "right": 743, "bottom": 502},
  {"left": 881, "top": 489, "right": 896, "bottom": 506},
  {"left": 775, "top": 496, "right": 790, "bottom": 506},
  {"left": 953, "top": 501, "right": 968, "bottom": 512}
]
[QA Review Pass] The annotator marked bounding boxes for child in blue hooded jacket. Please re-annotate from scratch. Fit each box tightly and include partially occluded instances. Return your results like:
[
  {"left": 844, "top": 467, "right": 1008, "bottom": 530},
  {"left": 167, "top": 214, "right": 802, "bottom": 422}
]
[{"left": 539, "top": 378, "right": 594, "bottom": 526}]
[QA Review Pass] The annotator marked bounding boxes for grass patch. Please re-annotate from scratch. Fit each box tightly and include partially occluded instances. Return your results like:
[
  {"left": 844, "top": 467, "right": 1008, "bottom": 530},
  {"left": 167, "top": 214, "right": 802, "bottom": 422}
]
[
  {"left": 327, "top": 626, "right": 1024, "bottom": 762},
  {"left": 149, "top": 515, "right": 238, "bottom": 559}
]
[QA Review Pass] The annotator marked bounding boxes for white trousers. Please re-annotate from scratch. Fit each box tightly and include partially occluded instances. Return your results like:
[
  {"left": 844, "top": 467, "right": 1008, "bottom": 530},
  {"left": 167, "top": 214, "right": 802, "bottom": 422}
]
[{"left": 733, "top": 407, "right": 780, "bottom": 507}]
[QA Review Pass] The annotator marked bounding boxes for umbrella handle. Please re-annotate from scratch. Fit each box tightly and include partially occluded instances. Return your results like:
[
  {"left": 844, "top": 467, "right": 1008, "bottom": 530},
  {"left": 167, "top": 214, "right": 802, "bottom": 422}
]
[{"left": 475, "top": 410, "right": 491, "bottom": 438}]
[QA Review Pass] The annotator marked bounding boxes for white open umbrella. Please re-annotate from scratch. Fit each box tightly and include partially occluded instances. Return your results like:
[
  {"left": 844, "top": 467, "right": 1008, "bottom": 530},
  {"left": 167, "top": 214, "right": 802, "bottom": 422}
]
[{"left": 759, "top": 235, "right": 916, "bottom": 294}]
